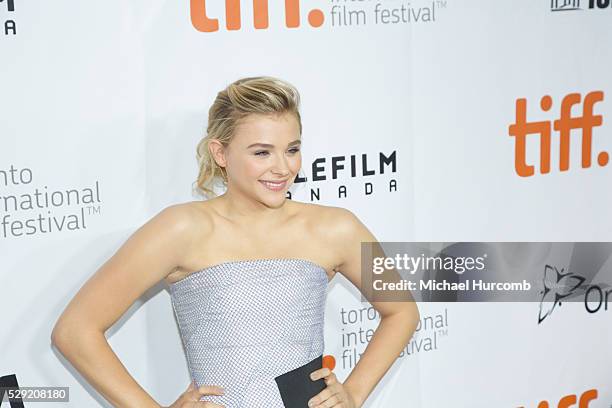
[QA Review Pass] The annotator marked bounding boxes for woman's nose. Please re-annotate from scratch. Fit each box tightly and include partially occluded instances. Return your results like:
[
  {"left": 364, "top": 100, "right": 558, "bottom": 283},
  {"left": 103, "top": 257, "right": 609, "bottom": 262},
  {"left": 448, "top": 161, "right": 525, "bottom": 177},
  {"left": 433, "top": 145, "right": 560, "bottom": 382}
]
[
  {"left": 271, "top": 155, "right": 290, "bottom": 175},
  {"left": 272, "top": 166, "right": 289, "bottom": 176}
]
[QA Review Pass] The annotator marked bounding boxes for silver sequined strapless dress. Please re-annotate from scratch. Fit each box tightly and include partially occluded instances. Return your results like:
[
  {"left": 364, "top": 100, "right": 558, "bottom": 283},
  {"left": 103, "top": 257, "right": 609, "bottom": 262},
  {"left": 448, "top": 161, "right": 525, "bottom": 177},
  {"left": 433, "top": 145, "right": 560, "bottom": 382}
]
[{"left": 168, "top": 258, "right": 329, "bottom": 407}]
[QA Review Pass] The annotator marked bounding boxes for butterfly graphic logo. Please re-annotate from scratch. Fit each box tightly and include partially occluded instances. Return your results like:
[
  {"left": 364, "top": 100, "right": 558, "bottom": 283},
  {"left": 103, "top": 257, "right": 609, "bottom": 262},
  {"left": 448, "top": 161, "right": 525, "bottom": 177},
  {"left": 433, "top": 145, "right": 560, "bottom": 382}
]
[{"left": 538, "top": 265, "right": 586, "bottom": 324}]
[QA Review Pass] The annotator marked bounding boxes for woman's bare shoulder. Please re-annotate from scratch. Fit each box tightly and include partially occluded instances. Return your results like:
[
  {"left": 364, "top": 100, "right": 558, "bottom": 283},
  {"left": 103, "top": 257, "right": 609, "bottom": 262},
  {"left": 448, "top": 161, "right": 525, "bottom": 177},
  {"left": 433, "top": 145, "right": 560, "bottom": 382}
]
[
  {"left": 150, "top": 201, "right": 215, "bottom": 244},
  {"left": 293, "top": 201, "right": 361, "bottom": 240},
  {"left": 296, "top": 201, "right": 356, "bottom": 223},
  {"left": 291, "top": 200, "right": 336, "bottom": 216}
]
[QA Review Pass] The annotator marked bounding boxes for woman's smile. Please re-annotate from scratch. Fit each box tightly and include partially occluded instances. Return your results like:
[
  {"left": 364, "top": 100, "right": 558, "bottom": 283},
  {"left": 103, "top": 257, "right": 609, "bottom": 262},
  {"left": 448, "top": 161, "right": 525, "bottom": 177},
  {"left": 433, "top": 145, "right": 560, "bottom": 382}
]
[{"left": 259, "top": 179, "right": 288, "bottom": 191}]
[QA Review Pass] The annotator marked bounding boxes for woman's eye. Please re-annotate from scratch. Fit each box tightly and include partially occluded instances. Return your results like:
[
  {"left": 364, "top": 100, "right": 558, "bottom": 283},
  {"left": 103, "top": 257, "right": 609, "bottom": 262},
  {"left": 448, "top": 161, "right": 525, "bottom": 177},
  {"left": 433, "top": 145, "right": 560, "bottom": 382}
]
[{"left": 254, "top": 149, "right": 300, "bottom": 156}]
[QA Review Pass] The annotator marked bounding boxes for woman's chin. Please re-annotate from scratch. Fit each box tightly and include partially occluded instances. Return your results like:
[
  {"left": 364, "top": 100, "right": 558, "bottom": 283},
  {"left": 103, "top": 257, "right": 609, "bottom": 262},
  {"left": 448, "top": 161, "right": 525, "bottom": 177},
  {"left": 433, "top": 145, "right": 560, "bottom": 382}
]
[{"left": 258, "top": 193, "right": 288, "bottom": 208}]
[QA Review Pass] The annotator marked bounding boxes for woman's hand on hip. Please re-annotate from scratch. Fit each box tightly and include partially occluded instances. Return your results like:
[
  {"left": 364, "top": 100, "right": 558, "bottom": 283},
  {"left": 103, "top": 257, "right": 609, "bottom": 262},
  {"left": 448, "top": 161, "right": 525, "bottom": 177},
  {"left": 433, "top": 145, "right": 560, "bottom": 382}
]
[
  {"left": 164, "top": 381, "right": 225, "bottom": 408},
  {"left": 308, "top": 367, "right": 358, "bottom": 408}
]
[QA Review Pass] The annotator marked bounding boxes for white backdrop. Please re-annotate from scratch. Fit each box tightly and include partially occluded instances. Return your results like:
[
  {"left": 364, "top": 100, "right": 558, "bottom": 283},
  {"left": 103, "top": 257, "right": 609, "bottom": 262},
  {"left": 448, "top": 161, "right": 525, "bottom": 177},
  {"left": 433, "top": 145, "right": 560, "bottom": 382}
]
[{"left": 1, "top": 0, "right": 610, "bottom": 406}]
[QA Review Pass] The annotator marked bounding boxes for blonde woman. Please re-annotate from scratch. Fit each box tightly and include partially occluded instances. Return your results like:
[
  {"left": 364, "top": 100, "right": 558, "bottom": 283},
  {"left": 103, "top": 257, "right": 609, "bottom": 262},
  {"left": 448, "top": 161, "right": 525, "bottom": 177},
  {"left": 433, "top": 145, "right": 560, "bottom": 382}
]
[{"left": 51, "top": 76, "right": 420, "bottom": 408}]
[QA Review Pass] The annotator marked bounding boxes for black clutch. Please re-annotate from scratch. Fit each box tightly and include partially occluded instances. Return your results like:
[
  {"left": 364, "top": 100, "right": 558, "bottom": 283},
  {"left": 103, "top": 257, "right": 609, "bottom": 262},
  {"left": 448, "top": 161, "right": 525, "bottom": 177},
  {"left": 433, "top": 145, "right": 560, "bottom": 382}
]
[{"left": 274, "top": 354, "right": 327, "bottom": 408}]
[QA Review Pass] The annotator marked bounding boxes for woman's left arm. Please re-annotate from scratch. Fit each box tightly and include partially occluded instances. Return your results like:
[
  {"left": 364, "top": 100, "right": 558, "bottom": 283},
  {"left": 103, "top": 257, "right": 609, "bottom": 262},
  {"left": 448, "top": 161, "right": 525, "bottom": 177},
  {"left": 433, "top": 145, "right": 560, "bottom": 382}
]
[{"left": 309, "top": 207, "right": 420, "bottom": 408}]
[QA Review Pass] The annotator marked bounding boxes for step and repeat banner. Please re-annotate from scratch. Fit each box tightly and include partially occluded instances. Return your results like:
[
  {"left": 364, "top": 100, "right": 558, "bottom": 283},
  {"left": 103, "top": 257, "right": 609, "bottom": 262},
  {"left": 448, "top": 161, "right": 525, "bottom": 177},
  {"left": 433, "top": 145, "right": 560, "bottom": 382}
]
[{"left": 1, "top": 0, "right": 611, "bottom": 406}]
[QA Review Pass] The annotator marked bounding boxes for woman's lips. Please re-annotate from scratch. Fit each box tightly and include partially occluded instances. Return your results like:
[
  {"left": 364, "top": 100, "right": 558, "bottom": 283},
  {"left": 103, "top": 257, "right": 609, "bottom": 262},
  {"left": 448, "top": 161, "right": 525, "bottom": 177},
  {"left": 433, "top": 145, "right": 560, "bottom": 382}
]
[{"left": 259, "top": 180, "right": 287, "bottom": 191}]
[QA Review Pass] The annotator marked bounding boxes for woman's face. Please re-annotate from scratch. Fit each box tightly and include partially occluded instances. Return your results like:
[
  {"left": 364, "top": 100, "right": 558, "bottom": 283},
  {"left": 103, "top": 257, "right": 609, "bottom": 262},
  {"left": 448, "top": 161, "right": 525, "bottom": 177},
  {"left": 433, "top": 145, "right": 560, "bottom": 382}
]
[{"left": 216, "top": 112, "right": 302, "bottom": 207}]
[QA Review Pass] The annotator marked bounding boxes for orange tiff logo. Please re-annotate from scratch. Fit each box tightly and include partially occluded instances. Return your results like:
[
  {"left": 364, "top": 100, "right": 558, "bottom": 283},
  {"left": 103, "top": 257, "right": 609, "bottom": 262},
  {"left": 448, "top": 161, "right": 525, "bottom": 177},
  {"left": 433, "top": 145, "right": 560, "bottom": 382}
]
[
  {"left": 508, "top": 91, "right": 608, "bottom": 177},
  {"left": 518, "top": 388, "right": 598, "bottom": 408},
  {"left": 190, "top": 0, "right": 325, "bottom": 32}
]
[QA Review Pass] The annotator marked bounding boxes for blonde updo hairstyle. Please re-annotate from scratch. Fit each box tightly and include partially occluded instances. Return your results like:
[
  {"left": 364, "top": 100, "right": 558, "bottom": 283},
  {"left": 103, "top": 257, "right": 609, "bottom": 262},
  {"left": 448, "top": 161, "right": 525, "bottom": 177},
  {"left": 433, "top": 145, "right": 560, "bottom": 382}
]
[{"left": 193, "top": 76, "right": 303, "bottom": 199}]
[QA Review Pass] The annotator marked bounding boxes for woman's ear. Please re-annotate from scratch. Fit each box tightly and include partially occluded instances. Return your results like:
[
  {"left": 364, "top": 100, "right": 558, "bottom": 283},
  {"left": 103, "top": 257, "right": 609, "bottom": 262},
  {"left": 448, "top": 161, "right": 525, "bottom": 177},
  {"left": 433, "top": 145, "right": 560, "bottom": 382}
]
[{"left": 208, "top": 139, "right": 227, "bottom": 168}]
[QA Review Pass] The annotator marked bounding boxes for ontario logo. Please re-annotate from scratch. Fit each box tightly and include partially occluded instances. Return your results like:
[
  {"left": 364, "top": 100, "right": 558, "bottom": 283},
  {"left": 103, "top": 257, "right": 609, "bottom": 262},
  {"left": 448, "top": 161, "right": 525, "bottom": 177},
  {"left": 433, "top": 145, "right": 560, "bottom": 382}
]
[
  {"left": 537, "top": 264, "right": 611, "bottom": 324},
  {"left": 190, "top": 0, "right": 325, "bottom": 32},
  {"left": 551, "top": 0, "right": 612, "bottom": 10},
  {"left": 508, "top": 91, "right": 608, "bottom": 177},
  {"left": 537, "top": 265, "right": 585, "bottom": 324}
]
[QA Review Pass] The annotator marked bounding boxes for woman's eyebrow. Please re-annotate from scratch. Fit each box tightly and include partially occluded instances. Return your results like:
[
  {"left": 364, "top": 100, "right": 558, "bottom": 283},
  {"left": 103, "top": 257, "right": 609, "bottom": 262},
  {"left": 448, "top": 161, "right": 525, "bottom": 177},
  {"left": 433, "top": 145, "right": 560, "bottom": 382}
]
[{"left": 247, "top": 140, "right": 302, "bottom": 148}]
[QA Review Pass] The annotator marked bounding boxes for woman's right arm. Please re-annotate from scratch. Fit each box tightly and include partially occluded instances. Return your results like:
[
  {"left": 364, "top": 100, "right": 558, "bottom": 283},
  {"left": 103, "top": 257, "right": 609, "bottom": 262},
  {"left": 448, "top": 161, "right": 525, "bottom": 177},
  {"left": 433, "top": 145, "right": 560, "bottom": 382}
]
[{"left": 50, "top": 204, "right": 211, "bottom": 407}]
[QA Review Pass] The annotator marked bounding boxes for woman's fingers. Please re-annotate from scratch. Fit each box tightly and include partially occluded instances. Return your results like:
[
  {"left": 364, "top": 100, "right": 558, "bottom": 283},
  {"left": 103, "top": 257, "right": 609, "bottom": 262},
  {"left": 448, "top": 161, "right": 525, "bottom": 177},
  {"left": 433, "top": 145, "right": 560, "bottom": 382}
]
[
  {"left": 324, "top": 371, "right": 338, "bottom": 385},
  {"left": 197, "top": 385, "right": 225, "bottom": 397},
  {"left": 186, "top": 385, "right": 225, "bottom": 401},
  {"left": 195, "top": 385, "right": 225, "bottom": 408},
  {"left": 193, "top": 402, "right": 225, "bottom": 408},
  {"left": 183, "top": 402, "right": 225, "bottom": 408},
  {"left": 310, "top": 367, "right": 339, "bottom": 386},
  {"left": 177, "top": 384, "right": 225, "bottom": 407},
  {"left": 310, "top": 367, "right": 331, "bottom": 381}
]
